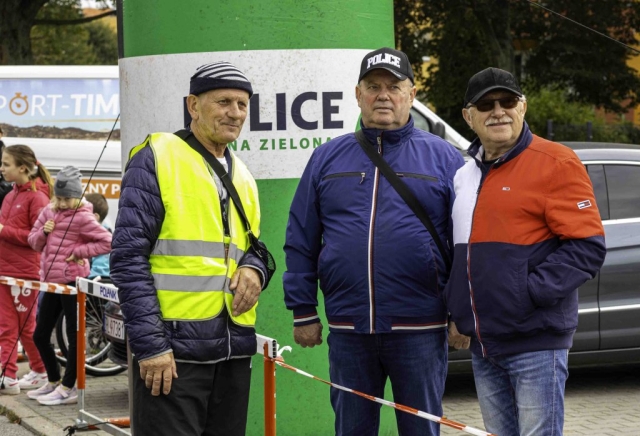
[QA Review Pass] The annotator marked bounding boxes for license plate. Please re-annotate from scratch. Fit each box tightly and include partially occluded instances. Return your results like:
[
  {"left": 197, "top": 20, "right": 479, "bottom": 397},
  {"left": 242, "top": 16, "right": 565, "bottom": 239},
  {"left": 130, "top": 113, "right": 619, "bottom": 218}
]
[{"left": 104, "top": 315, "right": 125, "bottom": 341}]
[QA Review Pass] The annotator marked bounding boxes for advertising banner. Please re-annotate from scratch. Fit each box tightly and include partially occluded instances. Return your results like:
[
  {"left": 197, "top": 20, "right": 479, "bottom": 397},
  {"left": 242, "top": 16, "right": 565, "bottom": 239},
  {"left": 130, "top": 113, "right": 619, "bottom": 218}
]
[
  {"left": 120, "top": 49, "right": 368, "bottom": 179},
  {"left": 0, "top": 67, "right": 120, "bottom": 139}
]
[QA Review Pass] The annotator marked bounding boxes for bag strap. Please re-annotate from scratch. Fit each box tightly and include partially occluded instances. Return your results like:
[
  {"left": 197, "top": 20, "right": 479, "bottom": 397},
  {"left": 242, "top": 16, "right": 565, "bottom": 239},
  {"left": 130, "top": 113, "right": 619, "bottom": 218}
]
[
  {"left": 174, "top": 129, "right": 256, "bottom": 238},
  {"left": 354, "top": 129, "right": 452, "bottom": 270}
]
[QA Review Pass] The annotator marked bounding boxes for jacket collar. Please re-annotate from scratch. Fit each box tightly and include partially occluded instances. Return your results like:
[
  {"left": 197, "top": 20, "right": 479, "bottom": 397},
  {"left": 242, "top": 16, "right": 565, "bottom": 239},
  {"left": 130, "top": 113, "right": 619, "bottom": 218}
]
[
  {"left": 467, "top": 121, "right": 533, "bottom": 168},
  {"left": 359, "top": 116, "right": 415, "bottom": 149},
  {"left": 56, "top": 200, "right": 91, "bottom": 217},
  {"left": 15, "top": 180, "right": 34, "bottom": 193}
]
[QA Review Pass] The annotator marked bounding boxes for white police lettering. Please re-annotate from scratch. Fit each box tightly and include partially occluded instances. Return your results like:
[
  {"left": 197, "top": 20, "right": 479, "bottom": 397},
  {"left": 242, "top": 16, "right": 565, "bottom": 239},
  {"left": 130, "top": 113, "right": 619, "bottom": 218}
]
[{"left": 367, "top": 53, "right": 401, "bottom": 69}]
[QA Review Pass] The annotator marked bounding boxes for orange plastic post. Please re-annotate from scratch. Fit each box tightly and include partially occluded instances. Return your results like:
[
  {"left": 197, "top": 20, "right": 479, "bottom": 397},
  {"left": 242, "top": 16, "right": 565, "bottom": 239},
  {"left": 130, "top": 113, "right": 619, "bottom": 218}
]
[
  {"left": 77, "top": 291, "right": 86, "bottom": 390},
  {"left": 264, "top": 342, "right": 276, "bottom": 436},
  {"left": 106, "top": 417, "right": 131, "bottom": 428}
]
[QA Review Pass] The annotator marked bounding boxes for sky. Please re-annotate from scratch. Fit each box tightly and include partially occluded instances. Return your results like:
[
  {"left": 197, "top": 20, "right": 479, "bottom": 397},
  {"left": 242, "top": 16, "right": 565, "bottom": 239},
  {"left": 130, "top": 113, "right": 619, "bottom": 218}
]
[{"left": 80, "top": 0, "right": 114, "bottom": 9}]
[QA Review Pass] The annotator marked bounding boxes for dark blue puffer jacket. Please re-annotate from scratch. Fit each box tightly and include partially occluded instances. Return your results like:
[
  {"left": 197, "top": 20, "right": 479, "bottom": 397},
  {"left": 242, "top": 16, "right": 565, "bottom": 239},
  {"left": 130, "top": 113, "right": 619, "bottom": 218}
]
[{"left": 110, "top": 143, "right": 268, "bottom": 362}]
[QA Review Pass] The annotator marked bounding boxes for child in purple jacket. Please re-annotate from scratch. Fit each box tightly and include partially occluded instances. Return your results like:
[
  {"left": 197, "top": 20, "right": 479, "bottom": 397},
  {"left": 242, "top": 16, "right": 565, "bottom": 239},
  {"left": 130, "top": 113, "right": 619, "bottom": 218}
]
[{"left": 27, "top": 166, "right": 112, "bottom": 406}]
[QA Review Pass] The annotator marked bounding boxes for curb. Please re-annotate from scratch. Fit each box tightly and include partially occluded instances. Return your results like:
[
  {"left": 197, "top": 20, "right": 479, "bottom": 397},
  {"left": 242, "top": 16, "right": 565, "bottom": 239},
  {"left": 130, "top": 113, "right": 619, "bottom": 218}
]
[{"left": 0, "top": 395, "right": 61, "bottom": 436}]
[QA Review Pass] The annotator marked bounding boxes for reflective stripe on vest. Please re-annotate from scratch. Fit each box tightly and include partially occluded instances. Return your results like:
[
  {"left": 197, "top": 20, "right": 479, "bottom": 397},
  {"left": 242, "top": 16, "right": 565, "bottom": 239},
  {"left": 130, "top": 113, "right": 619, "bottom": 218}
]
[{"left": 130, "top": 133, "right": 261, "bottom": 326}]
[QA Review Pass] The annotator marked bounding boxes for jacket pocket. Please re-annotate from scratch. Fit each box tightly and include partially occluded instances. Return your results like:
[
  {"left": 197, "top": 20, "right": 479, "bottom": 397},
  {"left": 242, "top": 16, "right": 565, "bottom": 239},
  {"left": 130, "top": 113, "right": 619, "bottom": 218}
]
[
  {"left": 396, "top": 172, "right": 439, "bottom": 183},
  {"left": 63, "top": 261, "right": 82, "bottom": 283},
  {"left": 472, "top": 257, "right": 536, "bottom": 339}
]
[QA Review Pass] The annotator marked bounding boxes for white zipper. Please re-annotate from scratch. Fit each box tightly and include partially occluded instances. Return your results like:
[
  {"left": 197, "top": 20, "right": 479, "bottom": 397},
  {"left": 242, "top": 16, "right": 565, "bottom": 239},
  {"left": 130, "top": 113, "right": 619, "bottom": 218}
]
[{"left": 366, "top": 135, "right": 382, "bottom": 334}]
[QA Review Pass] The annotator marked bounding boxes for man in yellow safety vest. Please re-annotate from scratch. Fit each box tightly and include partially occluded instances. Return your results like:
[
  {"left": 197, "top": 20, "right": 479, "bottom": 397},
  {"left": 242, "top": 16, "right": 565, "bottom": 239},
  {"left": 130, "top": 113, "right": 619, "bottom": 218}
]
[{"left": 111, "top": 61, "right": 269, "bottom": 436}]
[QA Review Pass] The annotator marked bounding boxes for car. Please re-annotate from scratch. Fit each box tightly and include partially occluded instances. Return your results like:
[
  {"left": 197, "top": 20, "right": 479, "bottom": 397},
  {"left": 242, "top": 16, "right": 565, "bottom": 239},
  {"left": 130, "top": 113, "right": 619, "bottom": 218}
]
[{"left": 448, "top": 142, "right": 640, "bottom": 372}]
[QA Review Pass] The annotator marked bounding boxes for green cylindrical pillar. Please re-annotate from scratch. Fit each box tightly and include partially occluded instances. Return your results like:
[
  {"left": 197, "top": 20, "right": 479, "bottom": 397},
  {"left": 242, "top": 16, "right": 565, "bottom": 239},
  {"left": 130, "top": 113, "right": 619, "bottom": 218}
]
[{"left": 118, "top": 1, "right": 396, "bottom": 434}]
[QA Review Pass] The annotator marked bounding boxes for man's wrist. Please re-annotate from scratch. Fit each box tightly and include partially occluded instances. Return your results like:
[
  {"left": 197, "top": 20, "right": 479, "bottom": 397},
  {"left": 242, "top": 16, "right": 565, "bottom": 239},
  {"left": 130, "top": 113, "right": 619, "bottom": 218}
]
[{"left": 293, "top": 307, "right": 319, "bottom": 327}]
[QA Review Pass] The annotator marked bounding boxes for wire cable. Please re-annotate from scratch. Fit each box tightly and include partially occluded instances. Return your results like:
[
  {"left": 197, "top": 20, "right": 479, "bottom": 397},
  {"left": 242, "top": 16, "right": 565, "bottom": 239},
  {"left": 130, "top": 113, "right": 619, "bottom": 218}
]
[{"left": 523, "top": 0, "right": 640, "bottom": 54}]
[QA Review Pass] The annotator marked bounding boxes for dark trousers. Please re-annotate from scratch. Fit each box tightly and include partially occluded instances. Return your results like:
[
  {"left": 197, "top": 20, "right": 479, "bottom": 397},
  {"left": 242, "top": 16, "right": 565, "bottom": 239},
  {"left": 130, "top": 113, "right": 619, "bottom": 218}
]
[
  {"left": 33, "top": 292, "right": 77, "bottom": 388},
  {"left": 328, "top": 331, "right": 448, "bottom": 436},
  {"left": 131, "top": 356, "right": 252, "bottom": 436}
]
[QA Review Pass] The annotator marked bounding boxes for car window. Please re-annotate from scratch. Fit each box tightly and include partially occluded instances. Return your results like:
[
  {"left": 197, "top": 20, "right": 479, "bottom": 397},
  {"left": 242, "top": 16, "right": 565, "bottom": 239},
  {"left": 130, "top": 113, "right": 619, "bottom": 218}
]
[
  {"left": 586, "top": 164, "right": 609, "bottom": 220},
  {"left": 604, "top": 164, "right": 640, "bottom": 220},
  {"left": 410, "top": 107, "right": 432, "bottom": 133}
]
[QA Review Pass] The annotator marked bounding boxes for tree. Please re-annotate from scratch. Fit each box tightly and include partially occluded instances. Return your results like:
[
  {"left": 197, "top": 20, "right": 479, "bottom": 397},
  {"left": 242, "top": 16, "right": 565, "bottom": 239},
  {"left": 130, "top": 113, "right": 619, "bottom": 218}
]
[
  {"left": 0, "top": 0, "right": 115, "bottom": 65},
  {"left": 31, "top": 0, "right": 117, "bottom": 65},
  {"left": 0, "top": 0, "right": 48, "bottom": 64},
  {"left": 394, "top": 0, "right": 640, "bottom": 138}
]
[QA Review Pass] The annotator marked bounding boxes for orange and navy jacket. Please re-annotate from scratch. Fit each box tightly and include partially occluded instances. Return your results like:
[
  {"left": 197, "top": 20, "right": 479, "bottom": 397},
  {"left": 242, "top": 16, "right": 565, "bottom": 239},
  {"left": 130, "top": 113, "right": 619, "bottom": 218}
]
[{"left": 444, "top": 123, "right": 606, "bottom": 357}]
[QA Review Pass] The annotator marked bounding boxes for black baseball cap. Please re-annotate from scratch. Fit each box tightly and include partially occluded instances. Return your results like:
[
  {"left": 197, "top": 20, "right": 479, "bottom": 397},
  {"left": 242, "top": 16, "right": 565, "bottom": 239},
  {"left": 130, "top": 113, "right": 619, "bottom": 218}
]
[
  {"left": 464, "top": 67, "right": 522, "bottom": 107},
  {"left": 358, "top": 47, "right": 415, "bottom": 84}
]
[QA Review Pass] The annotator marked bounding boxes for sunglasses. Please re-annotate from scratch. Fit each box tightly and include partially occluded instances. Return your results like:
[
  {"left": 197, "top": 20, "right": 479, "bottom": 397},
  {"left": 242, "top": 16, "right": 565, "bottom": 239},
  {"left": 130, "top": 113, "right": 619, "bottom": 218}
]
[{"left": 470, "top": 96, "right": 520, "bottom": 112}]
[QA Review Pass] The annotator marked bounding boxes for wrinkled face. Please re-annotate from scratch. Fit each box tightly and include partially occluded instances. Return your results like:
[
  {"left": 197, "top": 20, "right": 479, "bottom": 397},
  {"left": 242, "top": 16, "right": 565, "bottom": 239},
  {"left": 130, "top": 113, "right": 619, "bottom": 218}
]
[
  {"left": 189, "top": 88, "right": 250, "bottom": 145},
  {"left": 356, "top": 69, "right": 416, "bottom": 131},
  {"left": 55, "top": 196, "right": 81, "bottom": 210},
  {"left": 0, "top": 153, "right": 27, "bottom": 183},
  {"left": 462, "top": 90, "right": 527, "bottom": 149}
]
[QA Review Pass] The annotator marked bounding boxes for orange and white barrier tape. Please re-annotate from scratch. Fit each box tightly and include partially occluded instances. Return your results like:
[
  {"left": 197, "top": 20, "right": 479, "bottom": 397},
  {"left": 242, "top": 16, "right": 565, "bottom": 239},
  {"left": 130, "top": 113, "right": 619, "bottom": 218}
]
[
  {"left": 274, "top": 360, "right": 496, "bottom": 436},
  {"left": 3, "top": 274, "right": 492, "bottom": 435},
  {"left": 0, "top": 275, "right": 77, "bottom": 295}
]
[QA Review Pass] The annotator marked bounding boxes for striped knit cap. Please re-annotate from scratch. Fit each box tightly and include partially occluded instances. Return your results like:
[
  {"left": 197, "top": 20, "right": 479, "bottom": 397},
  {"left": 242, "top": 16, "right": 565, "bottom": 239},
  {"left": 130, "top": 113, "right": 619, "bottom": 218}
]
[{"left": 189, "top": 61, "right": 253, "bottom": 97}]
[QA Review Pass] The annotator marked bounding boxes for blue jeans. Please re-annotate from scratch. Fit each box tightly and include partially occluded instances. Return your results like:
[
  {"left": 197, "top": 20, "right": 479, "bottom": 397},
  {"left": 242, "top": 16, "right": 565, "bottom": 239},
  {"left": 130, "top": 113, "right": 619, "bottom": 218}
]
[
  {"left": 472, "top": 349, "right": 569, "bottom": 436},
  {"left": 328, "top": 331, "right": 447, "bottom": 436}
]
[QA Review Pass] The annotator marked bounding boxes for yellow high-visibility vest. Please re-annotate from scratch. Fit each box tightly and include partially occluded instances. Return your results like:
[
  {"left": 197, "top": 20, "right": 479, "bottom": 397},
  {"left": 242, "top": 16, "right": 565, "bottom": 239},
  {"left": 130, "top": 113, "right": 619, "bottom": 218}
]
[{"left": 129, "top": 132, "right": 261, "bottom": 327}]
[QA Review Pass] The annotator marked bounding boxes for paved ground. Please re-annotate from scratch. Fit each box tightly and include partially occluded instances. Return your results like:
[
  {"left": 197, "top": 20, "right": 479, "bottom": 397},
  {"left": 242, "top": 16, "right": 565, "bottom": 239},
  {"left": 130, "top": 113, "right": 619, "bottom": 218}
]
[
  {"left": 1, "top": 361, "right": 639, "bottom": 435},
  {"left": 440, "top": 364, "right": 640, "bottom": 436},
  {"left": 1, "top": 361, "right": 129, "bottom": 436},
  {"left": 0, "top": 414, "right": 35, "bottom": 436}
]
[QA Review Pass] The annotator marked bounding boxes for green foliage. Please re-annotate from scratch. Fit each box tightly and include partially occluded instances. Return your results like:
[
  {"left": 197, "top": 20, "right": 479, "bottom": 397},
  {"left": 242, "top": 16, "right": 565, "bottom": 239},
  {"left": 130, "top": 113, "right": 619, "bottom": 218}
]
[
  {"left": 523, "top": 0, "right": 640, "bottom": 113},
  {"left": 85, "top": 21, "right": 118, "bottom": 65},
  {"left": 394, "top": 0, "right": 640, "bottom": 136},
  {"left": 524, "top": 87, "right": 595, "bottom": 136},
  {"left": 524, "top": 87, "right": 640, "bottom": 143},
  {"left": 30, "top": 0, "right": 117, "bottom": 65}
]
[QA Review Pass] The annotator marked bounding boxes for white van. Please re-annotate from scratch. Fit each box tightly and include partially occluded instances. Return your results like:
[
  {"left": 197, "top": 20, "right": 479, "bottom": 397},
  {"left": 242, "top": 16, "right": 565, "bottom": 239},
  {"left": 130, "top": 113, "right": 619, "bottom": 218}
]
[
  {"left": 0, "top": 65, "right": 121, "bottom": 225},
  {"left": 411, "top": 99, "right": 470, "bottom": 152}
]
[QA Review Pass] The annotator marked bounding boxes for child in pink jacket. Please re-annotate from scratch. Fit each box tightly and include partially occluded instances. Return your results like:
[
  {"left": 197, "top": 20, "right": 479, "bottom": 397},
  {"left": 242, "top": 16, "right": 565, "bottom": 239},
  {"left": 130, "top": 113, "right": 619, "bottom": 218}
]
[{"left": 27, "top": 166, "right": 112, "bottom": 406}]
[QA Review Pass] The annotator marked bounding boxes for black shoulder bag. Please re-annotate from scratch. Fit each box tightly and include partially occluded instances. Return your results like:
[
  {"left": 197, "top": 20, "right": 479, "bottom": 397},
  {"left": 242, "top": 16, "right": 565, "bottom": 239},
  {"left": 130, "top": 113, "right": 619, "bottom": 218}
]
[
  {"left": 354, "top": 129, "right": 452, "bottom": 270},
  {"left": 174, "top": 129, "right": 276, "bottom": 286}
]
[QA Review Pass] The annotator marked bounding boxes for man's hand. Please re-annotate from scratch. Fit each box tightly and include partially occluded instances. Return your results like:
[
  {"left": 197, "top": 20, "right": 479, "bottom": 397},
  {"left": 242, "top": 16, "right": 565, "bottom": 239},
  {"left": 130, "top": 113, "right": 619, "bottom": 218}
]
[
  {"left": 0, "top": 223, "right": 3, "bottom": 233},
  {"left": 139, "top": 352, "right": 178, "bottom": 396},
  {"left": 294, "top": 322, "right": 323, "bottom": 348},
  {"left": 230, "top": 267, "right": 261, "bottom": 316},
  {"left": 44, "top": 220, "right": 55, "bottom": 234},
  {"left": 448, "top": 321, "right": 471, "bottom": 350}
]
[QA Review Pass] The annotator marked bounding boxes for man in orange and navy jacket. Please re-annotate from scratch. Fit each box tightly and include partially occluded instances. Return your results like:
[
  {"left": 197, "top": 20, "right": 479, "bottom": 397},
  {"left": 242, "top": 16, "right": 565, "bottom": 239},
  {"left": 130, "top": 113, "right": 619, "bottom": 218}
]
[{"left": 445, "top": 67, "right": 606, "bottom": 436}]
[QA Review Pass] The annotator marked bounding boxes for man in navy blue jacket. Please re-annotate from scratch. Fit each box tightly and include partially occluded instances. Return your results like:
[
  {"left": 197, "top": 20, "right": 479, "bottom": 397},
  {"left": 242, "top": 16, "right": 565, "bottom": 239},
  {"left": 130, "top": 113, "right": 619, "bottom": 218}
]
[{"left": 283, "top": 47, "right": 465, "bottom": 436}]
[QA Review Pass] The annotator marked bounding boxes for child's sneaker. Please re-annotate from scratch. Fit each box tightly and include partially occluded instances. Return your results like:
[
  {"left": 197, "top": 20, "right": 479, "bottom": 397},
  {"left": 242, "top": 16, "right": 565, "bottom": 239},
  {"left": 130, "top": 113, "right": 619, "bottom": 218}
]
[
  {"left": 0, "top": 376, "right": 20, "bottom": 395},
  {"left": 18, "top": 371, "right": 48, "bottom": 390},
  {"left": 27, "top": 382, "right": 59, "bottom": 400},
  {"left": 37, "top": 385, "right": 77, "bottom": 405}
]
